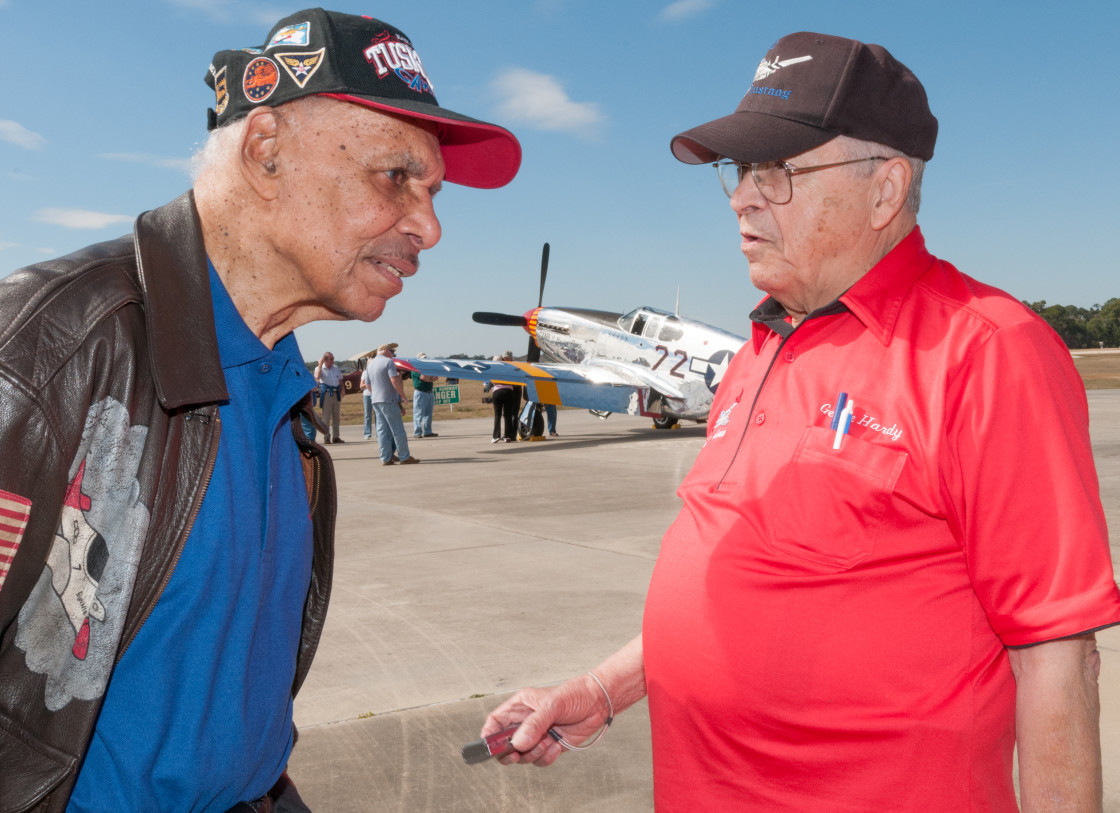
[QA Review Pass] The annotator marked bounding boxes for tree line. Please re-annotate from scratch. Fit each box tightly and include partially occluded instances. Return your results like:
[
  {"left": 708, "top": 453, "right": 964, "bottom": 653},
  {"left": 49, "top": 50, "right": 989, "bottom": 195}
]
[{"left": 1025, "top": 298, "right": 1120, "bottom": 349}]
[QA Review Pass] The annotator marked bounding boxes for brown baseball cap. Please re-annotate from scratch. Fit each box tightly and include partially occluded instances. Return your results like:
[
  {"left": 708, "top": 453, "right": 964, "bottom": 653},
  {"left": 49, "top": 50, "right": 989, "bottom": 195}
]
[
  {"left": 205, "top": 8, "right": 521, "bottom": 188},
  {"left": 671, "top": 32, "right": 937, "bottom": 165}
]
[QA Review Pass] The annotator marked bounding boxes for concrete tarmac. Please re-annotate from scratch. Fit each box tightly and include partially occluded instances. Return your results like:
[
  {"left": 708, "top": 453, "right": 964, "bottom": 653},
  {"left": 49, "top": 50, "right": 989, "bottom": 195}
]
[{"left": 287, "top": 392, "right": 1120, "bottom": 812}]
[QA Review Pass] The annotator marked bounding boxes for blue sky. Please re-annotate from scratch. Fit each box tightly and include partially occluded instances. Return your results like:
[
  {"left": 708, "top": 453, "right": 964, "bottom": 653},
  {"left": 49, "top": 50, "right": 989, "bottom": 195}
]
[{"left": 3, "top": 0, "right": 1118, "bottom": 361}]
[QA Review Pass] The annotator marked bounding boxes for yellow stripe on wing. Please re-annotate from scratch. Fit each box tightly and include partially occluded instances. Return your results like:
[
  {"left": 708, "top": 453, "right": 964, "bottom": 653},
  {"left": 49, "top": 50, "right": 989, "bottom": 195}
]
[
  {"left": 505, "top": 362, "right": 556, "bottom": 379},
  {"left": 533, "top": 380, "right": 561, "bottom": 405}
]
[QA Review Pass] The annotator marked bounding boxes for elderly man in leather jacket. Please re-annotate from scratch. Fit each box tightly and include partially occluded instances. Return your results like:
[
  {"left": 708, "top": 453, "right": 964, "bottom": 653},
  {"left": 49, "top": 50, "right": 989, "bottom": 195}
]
[{"left": 0, "top": 9, "right": 519, "bottom": 812}]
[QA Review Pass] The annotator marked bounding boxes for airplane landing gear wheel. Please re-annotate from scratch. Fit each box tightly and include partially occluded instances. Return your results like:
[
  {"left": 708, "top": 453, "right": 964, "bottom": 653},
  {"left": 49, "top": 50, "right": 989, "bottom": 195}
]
[{"left": 652, "top": 415, "right": 678, "bottom": 430}]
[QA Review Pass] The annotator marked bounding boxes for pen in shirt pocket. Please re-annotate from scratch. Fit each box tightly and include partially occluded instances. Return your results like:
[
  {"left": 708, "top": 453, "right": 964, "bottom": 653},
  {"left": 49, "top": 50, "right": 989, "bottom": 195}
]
[
  {"left": 830, "top": 392, "right": 848, "bottom": 431},
  {"left": 832, "top": 394, "right": 854, "bottom": 450}
]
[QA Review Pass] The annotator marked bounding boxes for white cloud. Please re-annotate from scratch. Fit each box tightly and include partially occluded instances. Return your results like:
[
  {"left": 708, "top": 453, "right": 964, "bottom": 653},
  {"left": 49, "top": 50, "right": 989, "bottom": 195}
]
[
  {"left": 101, "top": 152, "right": 193, "bottom": 174},
  {"left": 0, "top": 120, "right": 46, "bottom": 150},
  {"left": 0, "top": 241, "right": 19, "bottom": 250},
  {"left": 658, "top": 0, "right": 715, "bottom": 22},
  {"left": 492, "top": 68, "right": 604, "bottom": 138},
  {"left": 33, "top": 209, "right": 133, "bottom": 230}
]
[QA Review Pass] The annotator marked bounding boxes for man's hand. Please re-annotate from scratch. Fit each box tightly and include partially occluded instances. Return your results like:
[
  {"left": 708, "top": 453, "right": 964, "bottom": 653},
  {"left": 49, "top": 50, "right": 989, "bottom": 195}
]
[
  {"left": 1010, "top": 633, "right": 1103, "bottom": 811},
  {"left": 480, "top": 635, "right": 645, "bottom": 767},
  {"left": 481, "top": 674, "right": 612, "bottom": 767}
]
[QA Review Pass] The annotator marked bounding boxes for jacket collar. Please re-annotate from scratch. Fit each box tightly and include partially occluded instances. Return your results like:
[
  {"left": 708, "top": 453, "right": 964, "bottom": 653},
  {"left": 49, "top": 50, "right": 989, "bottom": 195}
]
[{"left": 133, "top": 191, "right": 230, "bottom": 409}]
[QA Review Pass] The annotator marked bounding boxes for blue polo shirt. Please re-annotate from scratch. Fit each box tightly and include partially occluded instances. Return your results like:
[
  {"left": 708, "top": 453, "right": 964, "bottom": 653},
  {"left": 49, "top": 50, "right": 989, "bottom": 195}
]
[{"left": 69, "top": 265, "right": 316, "bottom": 811}]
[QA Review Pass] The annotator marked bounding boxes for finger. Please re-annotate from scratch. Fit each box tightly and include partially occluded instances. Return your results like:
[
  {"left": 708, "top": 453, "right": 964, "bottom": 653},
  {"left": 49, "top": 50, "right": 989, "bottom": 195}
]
[
  {"left": 480, "top": 699, "right": 535, "bottom": 737},
  {"left": 480, "top": 715, "right": 509, "bottom": 738},
  {"left": 509, "top": 710, "right": 556, "bottom": 751}
]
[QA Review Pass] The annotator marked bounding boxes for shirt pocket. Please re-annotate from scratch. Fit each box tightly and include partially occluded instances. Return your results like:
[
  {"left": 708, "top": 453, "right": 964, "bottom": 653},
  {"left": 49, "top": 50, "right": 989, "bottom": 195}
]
[{"left": 764, "top": 426, "right": 908, "bottom": 570}]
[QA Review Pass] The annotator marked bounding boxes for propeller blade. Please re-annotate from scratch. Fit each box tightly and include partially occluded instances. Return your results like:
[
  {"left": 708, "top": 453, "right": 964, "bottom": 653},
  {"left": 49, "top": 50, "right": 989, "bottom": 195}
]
[
  {"left": 528, "top": 243, "right": 549, "bottom": 363},
  {"left": 472, "top": 312, "right": 528, "bottom": 327},
  {"left": 538, "top": 242, "right": 549, "bottom": 308}
]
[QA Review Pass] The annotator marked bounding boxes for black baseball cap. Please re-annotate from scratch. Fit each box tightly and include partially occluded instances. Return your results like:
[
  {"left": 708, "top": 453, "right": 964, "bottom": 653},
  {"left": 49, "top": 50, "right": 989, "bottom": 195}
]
[
  {"left": 671, "top": 32, "right": 937, "bottom": 165},
  {"left": 205, "top": 8, "right": 521, "bottom": 189}
]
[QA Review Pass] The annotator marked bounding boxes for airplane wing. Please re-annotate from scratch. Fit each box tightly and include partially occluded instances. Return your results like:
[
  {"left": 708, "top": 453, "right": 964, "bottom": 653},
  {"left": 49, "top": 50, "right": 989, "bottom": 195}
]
[
  {"left": 577, "top": 358, "right": 688, "bottom": 400},
  {"left": 396, "top": 357, "right": 679, "bottom": 416}
]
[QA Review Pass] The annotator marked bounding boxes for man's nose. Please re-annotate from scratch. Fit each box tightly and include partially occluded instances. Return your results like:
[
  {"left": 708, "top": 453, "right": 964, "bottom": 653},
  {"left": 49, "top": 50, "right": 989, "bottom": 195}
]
[
  {"left": 401, "top": 196, "right": 442, "bottom": 251},
  {"left": 730, "top": 173, "right": 767, "bottom": 213}
]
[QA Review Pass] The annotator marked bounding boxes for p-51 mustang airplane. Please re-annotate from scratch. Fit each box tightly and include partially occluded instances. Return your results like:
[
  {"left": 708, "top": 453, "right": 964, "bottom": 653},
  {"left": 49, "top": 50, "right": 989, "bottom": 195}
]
[{"left": 397, "top": 244, "right": 748, "bottom": 428}]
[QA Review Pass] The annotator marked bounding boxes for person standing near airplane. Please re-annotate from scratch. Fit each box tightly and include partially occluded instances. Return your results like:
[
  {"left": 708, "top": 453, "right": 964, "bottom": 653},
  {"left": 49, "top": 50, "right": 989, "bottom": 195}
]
[
  {"left": 488, "top": 351, "right": 521, "bottom": 443},
  {"left": 411, "top": 353, "right": 439, "bottom": 438},
  {"left": 0, "top": 9, "right": 518, "bottom": 810},
  {"left": 367, "top": 343, "right": 419, "bottom": 465},
  {"left": 314, "top": 350, "right": 344, "bottom": 443},
  {"left": 480, "top": 31, "right": 1120, "bottom": 810},
  {"left": 359, "top": 354, "right": 375, "bottom": 440}
]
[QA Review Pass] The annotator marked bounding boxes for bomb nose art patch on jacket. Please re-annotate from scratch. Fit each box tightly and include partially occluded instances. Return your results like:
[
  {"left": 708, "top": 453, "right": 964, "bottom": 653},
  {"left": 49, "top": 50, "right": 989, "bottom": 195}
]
[{"left": 15, "top": 397, "right": 149, "bottom": 711}]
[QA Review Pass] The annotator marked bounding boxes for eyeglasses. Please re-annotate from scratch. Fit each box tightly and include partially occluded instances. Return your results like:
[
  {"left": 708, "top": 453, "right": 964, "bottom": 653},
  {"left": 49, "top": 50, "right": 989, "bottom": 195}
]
[{"left": 713, "top": 156, "right": 890, "bottom": 204}]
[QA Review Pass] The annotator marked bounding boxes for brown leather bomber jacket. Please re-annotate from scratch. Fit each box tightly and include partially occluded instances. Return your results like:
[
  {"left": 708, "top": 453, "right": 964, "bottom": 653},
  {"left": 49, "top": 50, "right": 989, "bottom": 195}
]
[{"left": 0, "top": 192, "right": 336, "bottom": 811}]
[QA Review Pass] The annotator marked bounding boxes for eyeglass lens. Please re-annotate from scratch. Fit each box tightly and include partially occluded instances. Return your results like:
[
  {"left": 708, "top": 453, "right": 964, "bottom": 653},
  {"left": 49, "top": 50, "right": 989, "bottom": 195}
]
[{"left": 716, "top": 160, "right": 791, "bottom": 203}]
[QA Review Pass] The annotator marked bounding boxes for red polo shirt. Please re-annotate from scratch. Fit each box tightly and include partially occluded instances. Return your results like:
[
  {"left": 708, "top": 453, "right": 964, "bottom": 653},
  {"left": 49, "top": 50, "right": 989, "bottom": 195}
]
[{"left": 643, "top": 228, "right": 1120, "bottom": 811}]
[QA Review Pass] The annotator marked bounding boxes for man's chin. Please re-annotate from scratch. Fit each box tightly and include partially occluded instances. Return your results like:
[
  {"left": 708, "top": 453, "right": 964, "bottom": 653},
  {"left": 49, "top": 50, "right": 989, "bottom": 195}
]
[{"left": 335, "top": 296, "right": 388, "bottom": 323}]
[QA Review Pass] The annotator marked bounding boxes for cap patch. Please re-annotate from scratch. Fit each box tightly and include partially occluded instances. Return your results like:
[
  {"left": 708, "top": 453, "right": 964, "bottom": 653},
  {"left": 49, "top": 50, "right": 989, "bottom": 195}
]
[
  {"left": 243, "top": 57, "right": 279, "bottom": 103},
  {"left": 363, "top": 31, "right": 433, "bottom": 94},
  {"left": 268, "top": 21, "right": 310, "bottom": 49},
  {"left": 754, "top": 54, "right": 812, "bottom": 82},
  {"left": 212, "top": 65, "right": 229, "bottom": 115},
  {"left": 277, "top": 48, "right": 325, "bottom": 89}
]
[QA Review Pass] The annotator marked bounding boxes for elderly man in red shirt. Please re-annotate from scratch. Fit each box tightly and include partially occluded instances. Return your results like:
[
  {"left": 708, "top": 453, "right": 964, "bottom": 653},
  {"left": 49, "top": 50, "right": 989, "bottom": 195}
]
[{"left": 482, "top": 31, "right": 1120, "bottom": 811}]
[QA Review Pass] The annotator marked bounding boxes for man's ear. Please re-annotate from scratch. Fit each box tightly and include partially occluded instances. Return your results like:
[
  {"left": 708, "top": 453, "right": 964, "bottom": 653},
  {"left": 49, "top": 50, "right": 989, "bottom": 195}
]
[
  {"left": 869, "top": 157, "right": 912, "bottom": 231},
  {"left": 240, "top": 107, "right": 283, "bottom": 201}
]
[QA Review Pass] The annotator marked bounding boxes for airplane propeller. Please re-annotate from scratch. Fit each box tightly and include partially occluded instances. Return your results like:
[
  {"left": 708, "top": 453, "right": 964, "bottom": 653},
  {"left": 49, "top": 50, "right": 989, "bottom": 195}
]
[
  {"left": 471, "top": 242, "right": 550, "bottom": 363},
  {"left": 528, "top": 242, "right": 549, "bottom": 363},
  {"left": 472, "top": 312, "right": 528, "bottom": 328}
]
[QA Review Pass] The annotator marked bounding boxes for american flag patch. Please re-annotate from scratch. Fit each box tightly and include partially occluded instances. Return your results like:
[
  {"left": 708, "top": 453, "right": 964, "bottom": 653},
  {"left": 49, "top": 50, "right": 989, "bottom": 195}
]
[{"left": 0, "top": 489, "right": 32, "bottom": 593}]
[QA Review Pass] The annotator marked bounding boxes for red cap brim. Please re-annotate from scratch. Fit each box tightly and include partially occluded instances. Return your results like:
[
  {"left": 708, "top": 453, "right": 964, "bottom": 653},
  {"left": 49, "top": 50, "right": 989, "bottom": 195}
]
[{"left": 325, "top": 93, "right": 522, "bottom": 189}]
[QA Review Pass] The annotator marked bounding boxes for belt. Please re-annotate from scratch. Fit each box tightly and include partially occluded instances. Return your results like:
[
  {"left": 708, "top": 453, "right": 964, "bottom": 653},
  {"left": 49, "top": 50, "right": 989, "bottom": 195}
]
[{"left": 320, "top": 384, "right": 341, "bottom": 397}]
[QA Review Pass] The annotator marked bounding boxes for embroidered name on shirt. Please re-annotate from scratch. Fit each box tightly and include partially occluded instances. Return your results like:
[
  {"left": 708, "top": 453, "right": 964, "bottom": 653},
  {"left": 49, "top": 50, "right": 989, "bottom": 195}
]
[{"left": 820, "top": 402, "right": 903, "bottom": 442}]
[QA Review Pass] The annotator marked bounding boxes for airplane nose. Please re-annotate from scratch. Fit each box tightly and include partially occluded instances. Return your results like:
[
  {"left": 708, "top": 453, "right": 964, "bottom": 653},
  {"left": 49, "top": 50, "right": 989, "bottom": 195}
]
[{"left": 523, "top": 308, "right": 541, "bottom": 338}]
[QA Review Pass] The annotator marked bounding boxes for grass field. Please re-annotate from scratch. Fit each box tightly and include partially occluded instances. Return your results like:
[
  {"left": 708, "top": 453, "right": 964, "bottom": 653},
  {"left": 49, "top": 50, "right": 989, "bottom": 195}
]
[
  {"left": 1070, "top": 351, "right": 1120, "bottom": 390},
  {"left": 334, "top": 352, "right": 1120, "bottom": 426}
]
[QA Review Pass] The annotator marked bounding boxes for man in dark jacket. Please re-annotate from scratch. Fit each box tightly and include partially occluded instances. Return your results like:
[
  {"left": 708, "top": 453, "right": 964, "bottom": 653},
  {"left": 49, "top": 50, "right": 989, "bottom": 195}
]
[{"left": 0, "top": 9, "right": 519, "bottom": 811}]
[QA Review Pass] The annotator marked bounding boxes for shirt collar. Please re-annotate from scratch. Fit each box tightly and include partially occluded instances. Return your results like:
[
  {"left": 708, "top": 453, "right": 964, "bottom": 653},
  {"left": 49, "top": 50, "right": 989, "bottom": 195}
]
[
  {"left": 208, "top": 260, "right": 301, "bottom": 369},
  {"left": 750, "top": 226, "right": 933, "bottom": 351}
]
